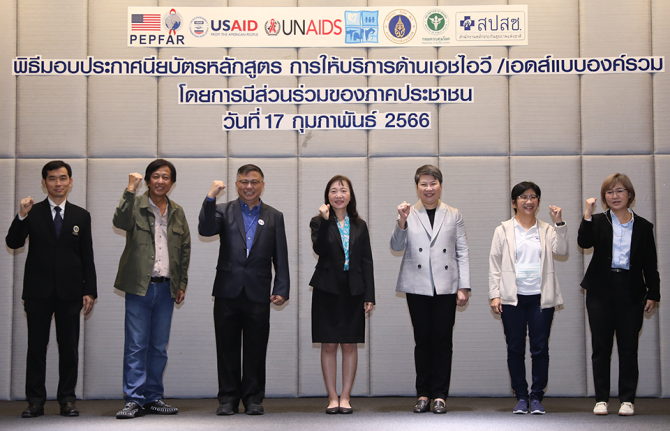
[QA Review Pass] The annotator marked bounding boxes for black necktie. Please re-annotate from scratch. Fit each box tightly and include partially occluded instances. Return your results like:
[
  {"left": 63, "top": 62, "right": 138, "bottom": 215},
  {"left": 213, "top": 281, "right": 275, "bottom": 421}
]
[{"left": 54, "top": 206, "right": 62, "bottom": 238}]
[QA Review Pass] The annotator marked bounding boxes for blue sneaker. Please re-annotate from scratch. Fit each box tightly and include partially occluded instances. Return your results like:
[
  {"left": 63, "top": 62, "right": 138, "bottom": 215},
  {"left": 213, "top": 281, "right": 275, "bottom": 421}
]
[
  {"left": 513, "top": 398, "right": 529, "bottom": 414},
  {"left": 530, "top": 398, "right": 546, "bottom": 415}
]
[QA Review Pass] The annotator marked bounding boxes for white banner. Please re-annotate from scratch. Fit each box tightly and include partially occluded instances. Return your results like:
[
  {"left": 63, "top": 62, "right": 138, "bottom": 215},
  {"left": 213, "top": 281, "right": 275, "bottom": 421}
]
[{"left": 127, "top": 6, "right": 528, "bottom": 48}]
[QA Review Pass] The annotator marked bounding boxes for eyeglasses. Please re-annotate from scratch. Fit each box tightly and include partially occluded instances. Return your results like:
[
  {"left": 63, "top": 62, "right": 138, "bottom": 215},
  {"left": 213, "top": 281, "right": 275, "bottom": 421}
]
[
  {"left": 237, "top": 180, "right": 262, "bottom": 186},
  {"left": 518, "top": 195, "right": 539, "bottom": 201},
  {"left": 605, "top": 188, "right": 627, "bottom": 197}
]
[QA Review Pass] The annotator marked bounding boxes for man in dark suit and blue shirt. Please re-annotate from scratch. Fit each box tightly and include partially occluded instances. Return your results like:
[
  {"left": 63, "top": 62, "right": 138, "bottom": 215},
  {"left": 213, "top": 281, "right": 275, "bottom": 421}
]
[
  {"left": 6, "top": 160, "right": 97, "bottom": 418},
  {"left": 199, "top": 164, "right": 289, "bottom": 416}
]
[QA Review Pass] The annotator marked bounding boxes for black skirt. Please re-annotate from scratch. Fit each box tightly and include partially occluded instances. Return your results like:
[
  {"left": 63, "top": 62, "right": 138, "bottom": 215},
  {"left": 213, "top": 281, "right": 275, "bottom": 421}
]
[{"left": 311, "top": 270, "right": 365, "bottom": 344}]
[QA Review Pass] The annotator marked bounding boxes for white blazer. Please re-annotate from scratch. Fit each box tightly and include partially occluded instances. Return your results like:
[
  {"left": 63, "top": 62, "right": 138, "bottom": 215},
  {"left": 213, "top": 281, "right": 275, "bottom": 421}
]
[
  {"left": 390, "top": 200, "right": 470, "bottom": 296},
  {"left": 488, "top": 218, "right": 567, "bottom": 309}
]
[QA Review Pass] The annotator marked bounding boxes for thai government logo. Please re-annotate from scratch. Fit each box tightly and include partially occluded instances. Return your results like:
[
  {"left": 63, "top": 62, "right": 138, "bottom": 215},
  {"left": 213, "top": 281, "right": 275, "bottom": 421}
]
[
  {"left": 383, "top": 10, "right": 417, "bottom": 44},
  {"left": 344, "top": 10, "right": 378, "bottom": 44},
  {"left": 424, "top": 9, "right": 448, "bottom": 35},
  {"left": 265, "top": 19, "right": 281, "bottom": 36},
  {"left": 459, "top": 15, "right": 475, "bottom": 31},
  {"left": 164, "top": 9, "right": 182, "bottom": 35},
  {"left": 190, "top": 16, "right": 209, "bottom": 37}
]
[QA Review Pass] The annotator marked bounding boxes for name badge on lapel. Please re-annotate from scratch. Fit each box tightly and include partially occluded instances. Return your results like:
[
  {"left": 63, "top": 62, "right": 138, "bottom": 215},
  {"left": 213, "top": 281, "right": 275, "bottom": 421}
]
[
  {"left": 258, "top": 219, "right": 265, "bottom": 226},
  {"left": 73, "top": 226, "right": 80, "bottom": 236}
]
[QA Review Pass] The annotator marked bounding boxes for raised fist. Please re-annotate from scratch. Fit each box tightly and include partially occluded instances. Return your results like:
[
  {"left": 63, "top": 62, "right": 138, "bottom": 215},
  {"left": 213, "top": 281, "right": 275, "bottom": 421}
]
[
  {"left": 127, "top": 173, "right": 143, "bottom": 192},
  {"left": 208, "top": 180, "right": 226, "bottom": 199},
  {"left": 319, "top": 203, "right": 330, "bottom": 220},
  {"left": 19, "top": 196, "right": 34, "bottom": 218}
]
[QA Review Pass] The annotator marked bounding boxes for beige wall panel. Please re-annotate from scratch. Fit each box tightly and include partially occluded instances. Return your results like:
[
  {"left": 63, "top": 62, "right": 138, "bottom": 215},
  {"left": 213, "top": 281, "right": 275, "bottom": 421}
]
[
  {"left": 581, "top": 156, "right": 659, "bottom": 398},
  {"left": 653, "top": 0, "right": 670, "bottom": 154},
  {"left": 158, "top": 0, "right": 227, "bottom": 6},
  {"left": 438, "top": 47, "right": 508, "bottom": 156},
  {"left": 510, "top": 156, "right": 586, "bottom": 396},
  {"left": 0, "top": 159, "right": 15, "bottom": 399},
  {"left": 370, "top": 0, "right": 435, "bottom": 6},
  {"left": 440, "top": 156, "right": 510, "bottom": 395},
  {"left": 229, "top": 158, "right": 298, "bottom": 397},
  {"left": 439, "top": 0, "right": 507, "bottom": 5},
  {"left": 158, "top": 48, "right": 228, "bottom": 158},
  {"left": 298, "top": 158, "right": 369, "bottom": 396},
  {"left": 654, "top": 155, "right": 670, "bottom": 397},
  {"left": 298, "top": 48, "right": 368, "bottom": 157},
  {"left": 0, "top": 0, "right": 16, "bottom": 158},
  {"left": 84, "top": 159, "right": 154, "bottom": 398},
  {"left": 17, "top": 0, "right": 87, "bottom": 58},
  {"left": 12, "top": 159, "right": 86, "bottom": 400},
  {"left": 509, "top": 0, "right": 579, "bottom": 59},
  {"left": 580, "top": 0, "right": 651, "bottom": 58},
  {"left": 581, "top": 74, "right": 652, "bottom": 155},
  {"left": 158, "top": 76, "right": 228, "bottom": 158},
  {"left": 368, "top": 156, "right": 436, "bottom": 396},
  {"left": 88, "top": 77, "right": 158, "bottom": 158},
  {"left": 297, "top": 103, "right": 367, "bottom": 157},
  {"left": 510, "top": 75, "right": 580, "bottom": 155},
  {"left": 299, "top": 0, "right": 366, "bottom": 6},
  {"left": 228, "top": 48, "right": 298, "bottom": 157},
  {"left": 89, "top": 0, "right": 157, "bottom": 59},
  {"left": 17, "top": 77, "right": 87, "bottom": 158}
]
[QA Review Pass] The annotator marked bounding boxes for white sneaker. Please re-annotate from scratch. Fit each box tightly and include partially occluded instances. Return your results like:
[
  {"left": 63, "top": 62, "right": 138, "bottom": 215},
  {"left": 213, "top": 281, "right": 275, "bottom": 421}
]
[
  {"left": 618, "top": 402, "right": 634, "bottom": 416},
  {"left": 593, "top": 402, "right": 608, "bottom": 415}
]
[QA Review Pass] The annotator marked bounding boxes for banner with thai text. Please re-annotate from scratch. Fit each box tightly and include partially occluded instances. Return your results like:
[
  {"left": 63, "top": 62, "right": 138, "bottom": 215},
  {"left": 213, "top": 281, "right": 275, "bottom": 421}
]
[{"left": 127, "top": 6, "right": 528, "bottom": 48}]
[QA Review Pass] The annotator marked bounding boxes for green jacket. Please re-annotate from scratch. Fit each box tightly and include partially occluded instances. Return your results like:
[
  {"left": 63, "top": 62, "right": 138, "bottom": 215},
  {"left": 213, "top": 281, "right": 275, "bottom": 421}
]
[{"left": 113, "top": 190, "right": 190, "bottom": 297}]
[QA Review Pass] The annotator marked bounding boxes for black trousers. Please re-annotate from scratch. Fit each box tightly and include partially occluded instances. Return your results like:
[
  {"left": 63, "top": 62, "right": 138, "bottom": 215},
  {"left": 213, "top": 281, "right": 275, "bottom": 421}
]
[
  {"left": 586, "top": 272, "right": 645, "bottom": 404},
  {"left": 214, "top": 289, "right": 270, "bottom": 407},
  {"left": 23, "top": 292, "right": 82, "bottom": 406},
  {"left": 406, "top": 293, "right": 457, "bottom": 400}
]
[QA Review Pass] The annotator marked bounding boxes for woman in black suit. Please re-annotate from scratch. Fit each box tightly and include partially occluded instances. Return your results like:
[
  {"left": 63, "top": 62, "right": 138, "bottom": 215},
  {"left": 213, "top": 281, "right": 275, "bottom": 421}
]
[
  {"left": 578, "top": 173, "right": 660, "bottom": 417},
  {"left": 310, "top": 175, "right": 375, "bottom": 414}
]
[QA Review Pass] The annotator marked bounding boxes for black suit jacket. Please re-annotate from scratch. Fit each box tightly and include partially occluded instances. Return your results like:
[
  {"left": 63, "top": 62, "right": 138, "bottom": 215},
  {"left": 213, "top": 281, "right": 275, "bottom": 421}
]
[
  {"left": 6, "top": 198, "right": 97, "bottom": 301},
  {"left": 198, "top": 198, "right": 290, "bottom": 303},
  {"left": 309, "top": 215, "right": 375, "bottom": 304},
  {"left": 578, "top": 211, "right": 660, "bottom": 302}
]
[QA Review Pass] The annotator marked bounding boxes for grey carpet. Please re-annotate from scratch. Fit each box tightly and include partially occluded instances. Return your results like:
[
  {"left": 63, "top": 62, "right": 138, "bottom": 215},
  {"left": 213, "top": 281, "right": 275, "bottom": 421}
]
[{"left": 1, "top": 397, "right": 669, "bottom": 430}]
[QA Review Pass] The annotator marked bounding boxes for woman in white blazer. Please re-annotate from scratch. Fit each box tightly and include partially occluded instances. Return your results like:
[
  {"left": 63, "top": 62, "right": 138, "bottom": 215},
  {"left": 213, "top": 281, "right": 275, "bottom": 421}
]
[
  {"left": 489, "top": 181, "right": 567, "bottom": 415},
  {"left": 390, "top": 165, "right": 470, "bottom": 414}
]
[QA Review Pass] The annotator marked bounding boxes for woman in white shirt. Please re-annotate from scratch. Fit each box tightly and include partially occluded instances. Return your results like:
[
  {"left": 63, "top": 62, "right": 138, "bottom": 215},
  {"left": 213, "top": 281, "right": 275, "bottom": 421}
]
[{"left": 489, "top": 181, "right": 568, "bottom": 415}]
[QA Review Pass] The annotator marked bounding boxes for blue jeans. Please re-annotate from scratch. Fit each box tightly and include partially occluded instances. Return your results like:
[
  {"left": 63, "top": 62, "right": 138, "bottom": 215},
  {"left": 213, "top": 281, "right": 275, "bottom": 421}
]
[
  {"left": 123, "top": 282, "right": 174, "bottom": 405},
  {"left": 501, "top": 294, "right": 554, "bottom": 401}
]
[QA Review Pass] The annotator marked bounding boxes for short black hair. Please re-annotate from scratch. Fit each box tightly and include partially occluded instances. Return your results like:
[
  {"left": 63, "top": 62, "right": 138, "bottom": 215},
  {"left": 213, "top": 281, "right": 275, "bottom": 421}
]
[
  {"left": 414, "top": 165, "right": 443, "bottom": 185},
  {"left": 511, "top": 181, "right": 541, "bottom": 214},
  {"left": 237, "top": 164, "right": 264, "bottom": 180},
  {"left": 42, "top": 160, "right": 72, "bottom": 179},
  {"left": 145, "top": 159, "right": 176, "bottom": 183}
]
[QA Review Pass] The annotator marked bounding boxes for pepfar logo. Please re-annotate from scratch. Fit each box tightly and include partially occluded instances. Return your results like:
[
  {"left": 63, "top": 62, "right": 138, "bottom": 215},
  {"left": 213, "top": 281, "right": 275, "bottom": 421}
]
[
  {"left": 164, "top": 9, "right": 182, "bottom": 35},
  {"left": 190, "top": 16, "right": 209, "bottom": 38}
]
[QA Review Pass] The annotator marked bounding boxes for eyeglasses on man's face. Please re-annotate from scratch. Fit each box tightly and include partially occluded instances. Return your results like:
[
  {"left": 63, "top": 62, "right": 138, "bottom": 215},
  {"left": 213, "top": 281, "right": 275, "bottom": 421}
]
[
  {"left": 518, "top": 195, "right": 539, "bottom": 201},
  {"left": 237, "top": 180, "right": 262, "bottom": 187}
]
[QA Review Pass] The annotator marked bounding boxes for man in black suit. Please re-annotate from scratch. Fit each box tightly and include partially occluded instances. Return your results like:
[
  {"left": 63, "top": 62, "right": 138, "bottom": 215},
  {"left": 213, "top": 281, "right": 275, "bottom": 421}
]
[
  {"left": 6, "top": 160, "right": 97, "bottom": 418},
  {"left": 198, "top": 164, "right": 289, "bottom": 416}
]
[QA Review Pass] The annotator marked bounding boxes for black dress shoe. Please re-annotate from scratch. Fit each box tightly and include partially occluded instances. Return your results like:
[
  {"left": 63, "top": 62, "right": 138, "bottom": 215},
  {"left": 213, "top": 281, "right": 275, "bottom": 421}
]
[
  {"left": 325, "top": 406, "right": 339, "bottom": 414},
  {"left": 338, "top": 406, "right": 353, "bottom": 414},
  {"left": 216, "top": 402, "right": 238, "bottom": 416},
  {"left": 21, "top": 403, "right": 44, "bottom": 418},
  {"left": 60, "top": 401, "right": 79, "bottom": 417},
  {"left": 433, "top": 399, "right": 447, "bottom": 414},
  {"left": 245, "top": 403, "right": 264, "bottom": 415},
  {"left": 413, "top": 399, "right": 430, "bottom": 413}
]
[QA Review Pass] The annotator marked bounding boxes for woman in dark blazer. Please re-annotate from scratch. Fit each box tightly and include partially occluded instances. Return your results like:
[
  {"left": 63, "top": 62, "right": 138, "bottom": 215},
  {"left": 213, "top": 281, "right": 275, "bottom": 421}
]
[
  {"left": 578, "top": 173, "right": 660, "bottom": 417},
  {"left": 310, "top": 175, "right": 375, "bottom": 414}
]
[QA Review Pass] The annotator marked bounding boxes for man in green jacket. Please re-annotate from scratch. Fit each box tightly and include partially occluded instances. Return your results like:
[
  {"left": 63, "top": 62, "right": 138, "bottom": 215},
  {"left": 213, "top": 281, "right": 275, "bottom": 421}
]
[{"left": 112, "top": 159, "right": 191, "bottom": 419}]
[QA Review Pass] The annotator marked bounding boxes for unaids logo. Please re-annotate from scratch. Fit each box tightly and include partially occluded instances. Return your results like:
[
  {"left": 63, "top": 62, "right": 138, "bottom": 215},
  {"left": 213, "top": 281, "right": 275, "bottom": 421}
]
[
  {"left": 265, "top": 19, "right": 280, "bottom": 36},
  {"left": 383, "top": 10, "right": 417, "bottom": 44}
]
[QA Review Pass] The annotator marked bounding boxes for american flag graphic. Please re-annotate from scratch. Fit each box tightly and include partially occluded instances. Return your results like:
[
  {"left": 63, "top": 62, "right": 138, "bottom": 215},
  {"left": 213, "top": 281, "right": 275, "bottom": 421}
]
[{"left": 131, "top": 14, "right": 161, "bottom": 31}]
